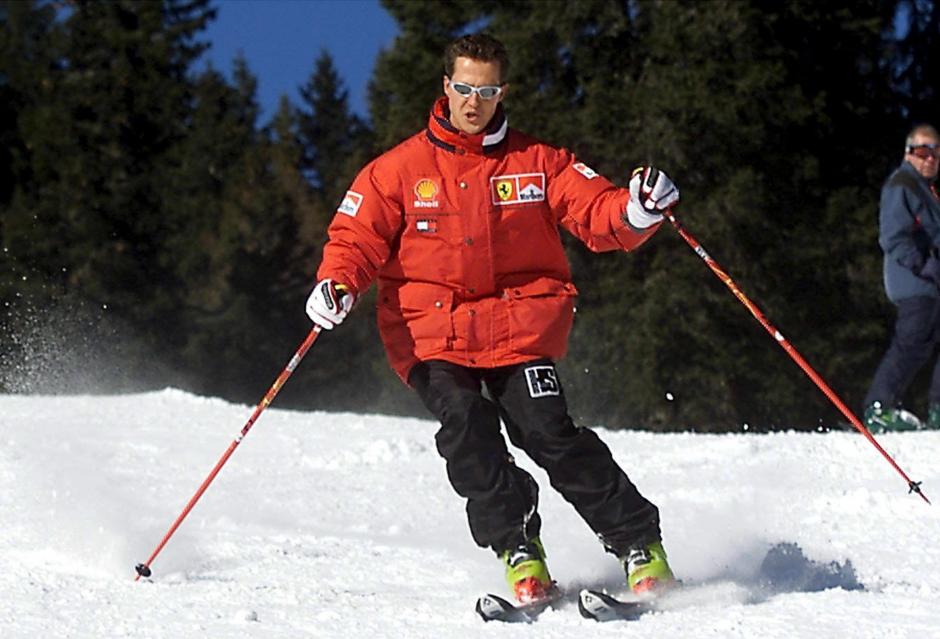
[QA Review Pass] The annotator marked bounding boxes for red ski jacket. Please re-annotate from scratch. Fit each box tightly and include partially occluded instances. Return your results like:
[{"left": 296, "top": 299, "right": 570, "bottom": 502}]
[{"left": 317, "top": 97, "right": 661, "bottom": 383}]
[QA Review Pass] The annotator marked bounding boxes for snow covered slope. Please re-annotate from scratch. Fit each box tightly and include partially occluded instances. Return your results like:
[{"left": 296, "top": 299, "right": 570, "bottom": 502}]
[{"left": 1, "top": 389, "right": 937, "bottom": 638}]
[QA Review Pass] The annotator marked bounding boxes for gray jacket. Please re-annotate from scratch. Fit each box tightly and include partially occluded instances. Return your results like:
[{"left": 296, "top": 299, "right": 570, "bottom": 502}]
[{"left": 880, "top": 161, "right": 940, "bottom": 303}]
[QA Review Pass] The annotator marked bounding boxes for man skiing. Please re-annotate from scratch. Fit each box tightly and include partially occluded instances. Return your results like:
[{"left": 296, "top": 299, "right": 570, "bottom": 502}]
[{"left": 306, "top": 33, "right": 679, "bottom": 603}]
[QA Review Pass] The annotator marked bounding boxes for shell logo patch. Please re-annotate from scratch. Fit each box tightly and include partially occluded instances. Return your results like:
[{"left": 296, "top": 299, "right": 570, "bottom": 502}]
[
  {"left": 337, "top": 190, "right": 363, "bottom": 216},
  {"left": 491, "top": 173, "right": 545, "bottom": 205},
  {"left": 413, "top": 178, "right": 440, "bottom": 208}
]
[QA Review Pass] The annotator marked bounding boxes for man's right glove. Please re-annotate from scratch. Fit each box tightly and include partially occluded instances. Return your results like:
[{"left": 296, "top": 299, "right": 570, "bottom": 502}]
[
  {"left": 625, "top": 166, "right": 680, "bottom": 229},
  {"left": 305, "top": 279, "right": 354, "bottom": 330}
]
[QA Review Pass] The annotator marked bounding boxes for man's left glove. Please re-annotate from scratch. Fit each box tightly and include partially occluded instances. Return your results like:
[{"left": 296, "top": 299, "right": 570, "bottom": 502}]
[
  {"left": 305, "top": 279, "right": 354, "bottom": 330},
  {"left": 625, "top": 166, "right": 680, "bottom": 229}
]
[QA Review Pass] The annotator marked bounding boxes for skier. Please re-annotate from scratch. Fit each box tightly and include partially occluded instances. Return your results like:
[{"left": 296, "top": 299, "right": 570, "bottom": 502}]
[
  {"left": 306, "top": 33, "right": 678, "bottom": 603},
  {"left": 863, "top": 124, "right": 940, "bottom": 432}
]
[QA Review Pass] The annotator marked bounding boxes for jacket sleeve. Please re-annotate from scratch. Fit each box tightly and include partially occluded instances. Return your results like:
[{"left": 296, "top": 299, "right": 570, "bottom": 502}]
[
  {"left": 316, "top": 159, "right": 403, "bottom": 295},
  {"left": 880, "top": 179, "right": 927, "bottom": 274},
  {"left": 546, "top": 147, "right": 661, "bottom": 253}
]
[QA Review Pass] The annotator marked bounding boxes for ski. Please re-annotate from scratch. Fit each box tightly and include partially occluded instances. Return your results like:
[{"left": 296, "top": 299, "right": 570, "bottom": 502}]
[
  {"left": 577, "top": 589, "right": 653, "bottom": 622},
  {"left": 475, "top": 590, "right": 561, "bottom": 623}
]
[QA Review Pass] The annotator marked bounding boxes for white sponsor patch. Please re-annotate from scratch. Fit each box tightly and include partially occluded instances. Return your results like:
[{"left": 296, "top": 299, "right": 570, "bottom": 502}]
[
  {"left": 572, "top": 162, "right": 598, "bottom": 179},
  {"left": 524, "top": 365, "right": 561, "bottom": 398},
  {"left": 491, "top": 173, "right": 546, "bottom": 205},
  {"left": 337, "top": 190, "right": 363, "bottom": 216}
]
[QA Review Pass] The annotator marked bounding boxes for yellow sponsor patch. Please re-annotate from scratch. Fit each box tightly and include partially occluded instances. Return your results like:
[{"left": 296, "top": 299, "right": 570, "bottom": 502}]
[{"left": 413, "top": 178, "right": 440, "bottom": 208}]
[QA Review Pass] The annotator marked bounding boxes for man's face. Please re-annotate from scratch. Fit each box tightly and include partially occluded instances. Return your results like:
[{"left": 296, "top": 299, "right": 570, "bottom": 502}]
[
  {"left": 443, "top": 57, "right": 507, "bottom": 135},
  {"left": 906, "top": 132, "right": 940, "bottom": 180}
]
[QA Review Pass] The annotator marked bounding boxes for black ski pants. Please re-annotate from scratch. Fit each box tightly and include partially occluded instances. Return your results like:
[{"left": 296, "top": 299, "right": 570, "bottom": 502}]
[
  {"left": 409, "top": 358, "right": 661, "bottom": 557},
  {"left": 865, "top": 296, "right": 940, "bottom": 410}
]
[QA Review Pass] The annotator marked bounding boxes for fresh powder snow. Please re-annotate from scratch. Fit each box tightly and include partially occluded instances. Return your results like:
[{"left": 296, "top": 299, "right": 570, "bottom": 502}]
[{"left": 1, "top": 388, "right": 938, "bottom": 638}]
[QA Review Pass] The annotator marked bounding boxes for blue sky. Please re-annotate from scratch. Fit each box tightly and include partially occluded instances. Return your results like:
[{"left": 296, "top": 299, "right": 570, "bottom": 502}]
[{"left": 200, "top": 0, "right": 399, "bottom": 122}]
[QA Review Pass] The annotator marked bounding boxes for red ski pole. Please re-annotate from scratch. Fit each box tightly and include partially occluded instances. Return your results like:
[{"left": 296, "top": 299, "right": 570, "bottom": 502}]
[
  {"left": 134, "top": 325, "right": 323, "bottom": 580},
  {"left": 665, "top": 211, "right": 929, "bottom": 504}
]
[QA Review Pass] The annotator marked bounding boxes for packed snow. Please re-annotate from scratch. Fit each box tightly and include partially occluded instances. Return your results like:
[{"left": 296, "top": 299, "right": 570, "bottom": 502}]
[{"left": 1, "top": 388, "right": 938, "bottom": 638}]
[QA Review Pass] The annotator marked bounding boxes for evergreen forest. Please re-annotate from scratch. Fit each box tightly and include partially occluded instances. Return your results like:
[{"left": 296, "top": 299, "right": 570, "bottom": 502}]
[{"left": 2, "top": 0, "right": 939, "bottom": 431}]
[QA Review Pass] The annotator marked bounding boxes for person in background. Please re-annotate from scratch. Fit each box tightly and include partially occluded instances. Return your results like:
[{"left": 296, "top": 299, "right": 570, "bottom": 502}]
[
  {"left": 864, "top": 123, "right": 940, "bottom": 432},
  {"left": 305, "top": 33, "right": 680, "bottom": 603}
]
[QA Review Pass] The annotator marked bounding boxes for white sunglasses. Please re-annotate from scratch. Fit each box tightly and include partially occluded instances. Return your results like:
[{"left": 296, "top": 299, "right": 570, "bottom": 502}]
[{"left": 449, "top": 80, "right": 504, "bottom": 100}]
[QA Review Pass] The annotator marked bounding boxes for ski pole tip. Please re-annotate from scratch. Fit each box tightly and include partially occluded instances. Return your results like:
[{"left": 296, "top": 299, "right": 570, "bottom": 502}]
[
  {"left": 908, "top": 481, "right": 931, "bottom": 505},
  {"left": 135, "top": 563, "right": 152, "bottom": 579}
]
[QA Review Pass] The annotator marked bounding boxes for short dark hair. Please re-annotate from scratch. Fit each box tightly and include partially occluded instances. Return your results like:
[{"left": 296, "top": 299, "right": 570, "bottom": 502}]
[{"left": 444, "top": 33, "right": 509, "bottom": 82}]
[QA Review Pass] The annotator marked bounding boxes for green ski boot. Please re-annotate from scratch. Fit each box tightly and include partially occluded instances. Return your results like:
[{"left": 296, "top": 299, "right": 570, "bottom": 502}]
[
  {"left": 863, "top": 401, "right": 923, "bottom": 432},
  {"left": 622, "top": 541, "right": 676, "bottom": 594},
  {"left": 501, "top": 537, "right": 555, "bottom": 604}
]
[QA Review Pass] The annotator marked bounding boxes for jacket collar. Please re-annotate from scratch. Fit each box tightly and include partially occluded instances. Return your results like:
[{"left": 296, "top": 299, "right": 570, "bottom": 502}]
[{"left": 425, "top": 96, "right": 508, "bottom": 155}]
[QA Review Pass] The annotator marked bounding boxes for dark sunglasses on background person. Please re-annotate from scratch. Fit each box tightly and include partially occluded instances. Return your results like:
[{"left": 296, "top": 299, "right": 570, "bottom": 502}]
[
  {"left": 906, "top": 143, "right": 940, "bottom": 160},
  {"left": 448, "top": 80, "right": 504, "bottom": 100}
]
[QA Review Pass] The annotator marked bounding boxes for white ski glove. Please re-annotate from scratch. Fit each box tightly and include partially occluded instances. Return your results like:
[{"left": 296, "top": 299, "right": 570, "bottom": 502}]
[
  {"left": 305, "top": 279, "right": 354, "bottom": 330},
  {"left": 625, "top": 166, "right": 680, "bottom": 229}
]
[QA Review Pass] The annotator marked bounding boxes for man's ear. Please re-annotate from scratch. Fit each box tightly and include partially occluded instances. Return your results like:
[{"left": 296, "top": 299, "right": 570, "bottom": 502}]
[{"left": 442, "top": 75, "right": 450, "bottom": 95}]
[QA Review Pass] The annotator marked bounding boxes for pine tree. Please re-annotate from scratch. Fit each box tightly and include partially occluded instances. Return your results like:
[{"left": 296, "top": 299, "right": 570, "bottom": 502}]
[
  {"left": 292, "top": 48, "right": 412, "bottom": 412},
  {"left": 298, "top": 50, "right": 371, "bottom": 208},
  {"left": 0, "top": 0, "right": 66, "bottom": 292},
  {"left": 565, "top": 0, "right": 901, "bottom": 430},
  {"left": 1, "top": 0, "right": 215, "bottom": 391}
]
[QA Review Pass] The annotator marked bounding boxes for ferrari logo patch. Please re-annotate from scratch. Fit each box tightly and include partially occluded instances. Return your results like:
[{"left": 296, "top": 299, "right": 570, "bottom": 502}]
[{"left": 495, "top": 180, "right": 514, "bottom": 201}]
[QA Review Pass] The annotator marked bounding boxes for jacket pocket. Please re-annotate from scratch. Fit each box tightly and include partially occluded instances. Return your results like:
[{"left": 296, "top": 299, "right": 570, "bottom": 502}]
[
  {"left": 502, "top": 277, "right": 578, "bottom": 301},
  {"left": 379, "top": 281, "right": 455, "bottom": 344},
  {"left": 503, "top": 277, "right": 578, "bottom": 358},
  {"left": 398, "top": 213, "right": 464, "bottom": 280}
]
